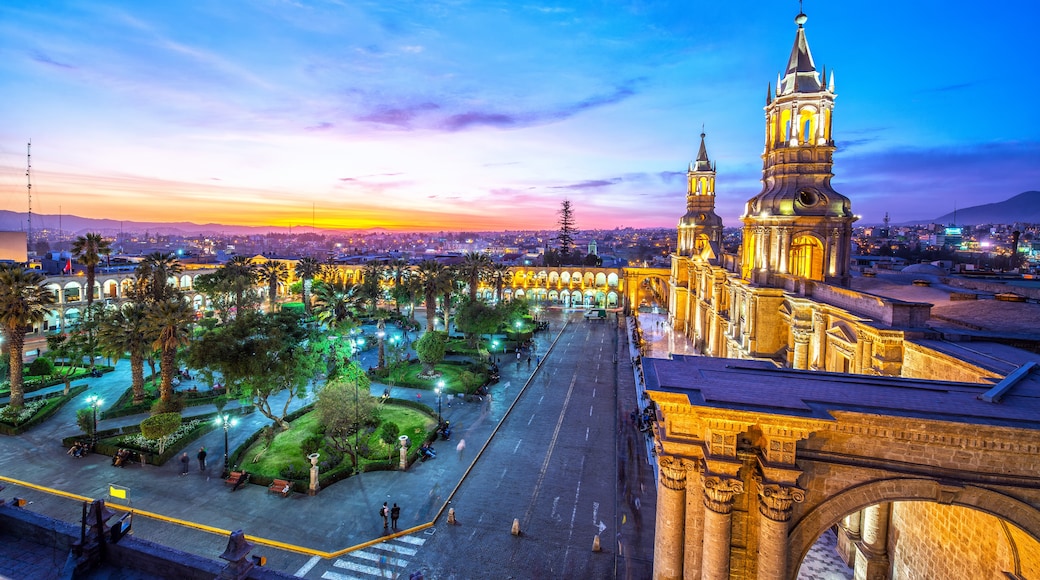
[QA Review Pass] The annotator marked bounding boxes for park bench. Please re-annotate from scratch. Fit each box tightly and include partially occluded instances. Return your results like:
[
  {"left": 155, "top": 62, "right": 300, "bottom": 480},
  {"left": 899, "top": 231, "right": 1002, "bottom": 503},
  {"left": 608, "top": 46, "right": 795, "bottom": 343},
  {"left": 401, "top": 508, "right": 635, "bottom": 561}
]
[
  {"left": 225, "top": 471, "right": 248, "bottom": 492},
  {"left": 268, "top": 479, "right": 292, "bottom": 498}
]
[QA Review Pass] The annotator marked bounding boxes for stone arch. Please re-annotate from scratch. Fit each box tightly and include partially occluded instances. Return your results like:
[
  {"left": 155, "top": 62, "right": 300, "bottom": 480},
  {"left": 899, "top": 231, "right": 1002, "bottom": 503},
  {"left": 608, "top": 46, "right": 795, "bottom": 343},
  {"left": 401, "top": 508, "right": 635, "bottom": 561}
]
[
  {"left": 583, "top": 272, "right": 595, "bottom": 287},
  {"left": 789, "top": 234, "right": 825, "bottom": 281},
  {"left": 44, "top": 283, "right": 61, "bottom": 304},
  {"left": 102, "top": 279, "right": 119, "bottom": 299},
  {"left": 62, "top": 281, "right": 83, "bottom": 304},
  {"left": 787, "top": 478, "right": 1040, "bottom": 580},
  {"left": 595, "top": 272, "right": 607, "bottom": 287},
  {"left": 548, "top": 271, "right": 560, "bottom": 286},
  {"left": 607, "top": 272, "right": 619, "bottom": 288},
  {"left": 607, "top": 291, "right": 619, "bottom": 307},
  {"left": 179, "top": 274, "right": 192, "bottom": 289}
]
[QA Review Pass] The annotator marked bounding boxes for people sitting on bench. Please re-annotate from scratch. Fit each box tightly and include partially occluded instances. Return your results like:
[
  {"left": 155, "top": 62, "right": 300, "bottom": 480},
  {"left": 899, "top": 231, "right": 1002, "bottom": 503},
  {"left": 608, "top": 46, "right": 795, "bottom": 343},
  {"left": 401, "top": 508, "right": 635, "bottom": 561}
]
[
  {"left": 225, "top": 471, "right": 248, "bottom": 491},
  {"left": 269, "top": 479, "right": 292, "bottom": 497},
  {"left": 67, "top": 441, "right": 86, "bottom": 458},
  {"left": 112, "top": 448, "right": 131, "bottom": 467}
]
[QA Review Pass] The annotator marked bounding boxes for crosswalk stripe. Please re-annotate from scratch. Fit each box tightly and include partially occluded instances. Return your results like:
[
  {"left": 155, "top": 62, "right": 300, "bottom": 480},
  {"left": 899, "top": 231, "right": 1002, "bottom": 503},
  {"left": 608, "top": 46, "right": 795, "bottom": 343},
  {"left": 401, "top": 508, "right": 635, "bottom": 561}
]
[
  {"left": 369, "top": 543, "right": 417, "bottom": 556},
  {"left": 320, "top": 571, "right": 363, "bottom": 580},
  {"left": 348, "top": 549, "right": 410, "bottom": 568},
  {"left": 395, "top": 535, "right": 426, "bottom": 545},
  {"left": 332, "top": 558, "right": 387, "bottom": 576}
]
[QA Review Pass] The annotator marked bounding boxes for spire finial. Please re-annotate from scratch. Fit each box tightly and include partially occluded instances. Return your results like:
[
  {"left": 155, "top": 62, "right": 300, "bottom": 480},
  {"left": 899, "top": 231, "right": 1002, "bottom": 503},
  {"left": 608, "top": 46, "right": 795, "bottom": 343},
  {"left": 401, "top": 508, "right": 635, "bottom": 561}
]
[
  {"left": 796, "top": 0, "right": 807, "bottom": 26},
  {"left": 701, "top": 123, "right": 705, "bottom": 139}
]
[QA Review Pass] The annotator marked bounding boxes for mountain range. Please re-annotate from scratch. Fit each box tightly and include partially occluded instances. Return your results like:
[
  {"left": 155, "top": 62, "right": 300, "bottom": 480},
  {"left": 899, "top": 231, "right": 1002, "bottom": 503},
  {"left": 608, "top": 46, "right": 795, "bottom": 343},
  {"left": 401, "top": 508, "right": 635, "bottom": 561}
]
[
  {"left": 2, "top": 191, "right": 1038, "bottom": 236},
  {"left": 917, "top": 191, "right": 1040, "bottom": 226}
]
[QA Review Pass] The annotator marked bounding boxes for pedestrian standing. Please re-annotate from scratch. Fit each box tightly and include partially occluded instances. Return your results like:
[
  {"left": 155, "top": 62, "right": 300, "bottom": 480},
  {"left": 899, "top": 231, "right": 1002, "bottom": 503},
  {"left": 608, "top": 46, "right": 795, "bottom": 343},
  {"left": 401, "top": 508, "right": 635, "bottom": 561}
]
[
  {"left": 180, "top": 452, "right": 189, "bottom": 476},
  {"left": 527, "top": 356, "right": 531, "bottom": 368},
  {"left": 391, "top": 503, "right": 400, "bottom": 530},
  {"left": 197, "top": 447, "right": 207, "bottom": 471},
  {"left": 456, "top": 438, "right": 466, "bottom": 461},
  {"left": 381, "top": 502, "right": 389, "bottom": 529}
]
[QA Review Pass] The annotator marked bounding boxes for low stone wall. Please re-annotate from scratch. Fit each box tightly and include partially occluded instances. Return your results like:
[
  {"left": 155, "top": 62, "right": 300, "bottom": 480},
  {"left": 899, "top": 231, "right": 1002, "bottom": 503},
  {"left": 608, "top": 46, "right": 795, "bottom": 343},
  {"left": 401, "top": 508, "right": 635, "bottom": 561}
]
[{"left": 0, "top": 503, "right": 295, "bottom": 579}]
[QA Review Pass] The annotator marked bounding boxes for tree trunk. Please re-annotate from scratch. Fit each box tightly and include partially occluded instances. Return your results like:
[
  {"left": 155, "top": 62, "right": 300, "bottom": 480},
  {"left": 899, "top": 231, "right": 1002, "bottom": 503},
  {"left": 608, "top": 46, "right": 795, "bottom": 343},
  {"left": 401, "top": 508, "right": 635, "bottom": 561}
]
[
  {"left": 63, "top": 377, "right": 71, "bottom": 396},
  {"left": 7, "top": 330, "right": 26, "bottom": 408},
  {"left": 130, "top": 355, "right": 146, "bottom": 405},
  {"left": 159, "top": 348, "right": 176, "bottom": 402},
  {"left": 425, "top": 293, "right": 436, "bottom": 333}
]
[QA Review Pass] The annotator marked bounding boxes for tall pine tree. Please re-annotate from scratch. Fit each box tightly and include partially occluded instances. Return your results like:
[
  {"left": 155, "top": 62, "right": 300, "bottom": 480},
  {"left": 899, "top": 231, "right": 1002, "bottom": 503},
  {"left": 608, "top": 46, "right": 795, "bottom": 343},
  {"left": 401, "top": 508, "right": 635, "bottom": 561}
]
[{"left": 556, "top": 199, "right": 577, "bottom": 263}]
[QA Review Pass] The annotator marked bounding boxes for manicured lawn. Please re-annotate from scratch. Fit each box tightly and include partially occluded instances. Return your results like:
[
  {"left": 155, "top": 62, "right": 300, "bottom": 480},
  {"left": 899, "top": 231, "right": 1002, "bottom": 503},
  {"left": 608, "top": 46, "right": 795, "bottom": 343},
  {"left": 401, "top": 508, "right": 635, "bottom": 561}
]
[
  {"left": 384, "top": 360, "right": 488, "bottom": 394},
  {"left": 238, "top": 403, "right": 436, "bottom": 481}
]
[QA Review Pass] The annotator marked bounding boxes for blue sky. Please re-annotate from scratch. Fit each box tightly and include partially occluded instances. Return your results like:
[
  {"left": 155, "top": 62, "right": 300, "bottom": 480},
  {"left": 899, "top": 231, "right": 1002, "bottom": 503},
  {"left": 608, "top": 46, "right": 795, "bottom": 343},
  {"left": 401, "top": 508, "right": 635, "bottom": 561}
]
[{"left": 1, "top": 0, "right": 1038, "bottom": 231}]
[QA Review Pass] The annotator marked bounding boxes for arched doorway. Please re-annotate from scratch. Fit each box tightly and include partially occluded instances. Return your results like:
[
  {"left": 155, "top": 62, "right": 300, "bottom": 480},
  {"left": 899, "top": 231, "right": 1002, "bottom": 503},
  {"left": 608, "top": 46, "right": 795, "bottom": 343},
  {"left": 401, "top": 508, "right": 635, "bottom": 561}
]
[{"left": 789, "top": 234, "right": 824, "bottom": 281}]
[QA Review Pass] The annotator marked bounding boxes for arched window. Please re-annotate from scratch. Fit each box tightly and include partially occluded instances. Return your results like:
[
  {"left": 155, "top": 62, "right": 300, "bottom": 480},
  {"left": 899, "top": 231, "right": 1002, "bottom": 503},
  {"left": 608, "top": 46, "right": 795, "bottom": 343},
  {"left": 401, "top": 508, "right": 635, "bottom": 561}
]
[{"left": 789, "top": 235, "right": 825, "bottom": 281}]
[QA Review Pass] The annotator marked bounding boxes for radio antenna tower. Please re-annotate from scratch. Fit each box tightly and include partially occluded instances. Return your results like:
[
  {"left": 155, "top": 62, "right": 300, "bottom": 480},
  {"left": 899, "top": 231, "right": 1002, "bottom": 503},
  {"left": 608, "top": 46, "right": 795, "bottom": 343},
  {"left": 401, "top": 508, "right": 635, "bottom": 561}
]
[{"left": 26, "top": 140, "right": 33, "bottom": 248}]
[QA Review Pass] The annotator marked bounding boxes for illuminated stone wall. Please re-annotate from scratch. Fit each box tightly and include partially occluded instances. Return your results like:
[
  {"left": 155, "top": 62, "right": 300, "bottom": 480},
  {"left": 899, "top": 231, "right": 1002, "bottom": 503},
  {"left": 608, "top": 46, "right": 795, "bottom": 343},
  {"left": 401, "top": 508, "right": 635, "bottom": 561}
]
[{"left": 890, "top": 501, "right": 1040, "bottom": 580}]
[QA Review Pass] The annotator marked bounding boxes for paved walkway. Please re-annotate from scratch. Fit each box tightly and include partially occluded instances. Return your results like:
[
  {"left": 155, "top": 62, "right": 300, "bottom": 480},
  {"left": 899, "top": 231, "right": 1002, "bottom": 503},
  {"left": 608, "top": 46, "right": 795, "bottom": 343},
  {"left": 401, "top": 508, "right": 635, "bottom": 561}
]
[{"left": 0, "top": 313, "right": 567, "bottom": 576}]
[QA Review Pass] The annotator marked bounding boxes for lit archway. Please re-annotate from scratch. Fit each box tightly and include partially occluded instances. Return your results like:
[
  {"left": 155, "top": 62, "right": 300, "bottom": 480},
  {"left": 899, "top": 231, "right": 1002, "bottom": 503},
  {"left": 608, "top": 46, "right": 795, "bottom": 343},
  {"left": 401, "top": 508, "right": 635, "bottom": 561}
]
[{"left": 789, "top": 234, "right": 825, "bottom": 280}]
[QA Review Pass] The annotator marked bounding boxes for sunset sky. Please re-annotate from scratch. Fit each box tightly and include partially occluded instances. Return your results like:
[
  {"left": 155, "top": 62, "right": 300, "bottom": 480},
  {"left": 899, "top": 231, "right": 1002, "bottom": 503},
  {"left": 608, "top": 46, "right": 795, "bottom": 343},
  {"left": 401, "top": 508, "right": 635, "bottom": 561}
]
[{"left": 1, "top": 1, "right": 1038, "bottom": 232}]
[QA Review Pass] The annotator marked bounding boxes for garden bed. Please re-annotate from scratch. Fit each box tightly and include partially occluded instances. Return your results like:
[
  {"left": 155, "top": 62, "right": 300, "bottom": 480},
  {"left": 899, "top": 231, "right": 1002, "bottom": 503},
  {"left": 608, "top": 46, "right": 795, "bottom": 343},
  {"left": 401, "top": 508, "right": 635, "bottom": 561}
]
[
  {"left": 0, "top": 385, "right": 89, "bottom": 435},
  {"left": 233, "top": 404, "right": 435, "bottom": 493},
  {"left": 380, "top": 360, "right": 489, "bottom": 394}
]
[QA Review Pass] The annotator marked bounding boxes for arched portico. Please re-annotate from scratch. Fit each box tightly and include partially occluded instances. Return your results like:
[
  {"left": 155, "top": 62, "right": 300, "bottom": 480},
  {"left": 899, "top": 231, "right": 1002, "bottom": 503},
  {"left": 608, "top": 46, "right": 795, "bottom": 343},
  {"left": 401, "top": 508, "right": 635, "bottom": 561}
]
[{"left": 645, "top": 356, "right": 1040, "bottom": 580}]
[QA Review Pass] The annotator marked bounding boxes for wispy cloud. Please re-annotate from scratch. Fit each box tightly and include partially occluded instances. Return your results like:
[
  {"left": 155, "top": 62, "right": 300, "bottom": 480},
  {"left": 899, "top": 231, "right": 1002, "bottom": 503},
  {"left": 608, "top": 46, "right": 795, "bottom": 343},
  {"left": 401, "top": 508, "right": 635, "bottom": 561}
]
[
  {"left": 552, "top": 178, "right": 623, "bottom": 190},
  {"left": 31, "top": 51, "right": 76, "bottom": 69}
]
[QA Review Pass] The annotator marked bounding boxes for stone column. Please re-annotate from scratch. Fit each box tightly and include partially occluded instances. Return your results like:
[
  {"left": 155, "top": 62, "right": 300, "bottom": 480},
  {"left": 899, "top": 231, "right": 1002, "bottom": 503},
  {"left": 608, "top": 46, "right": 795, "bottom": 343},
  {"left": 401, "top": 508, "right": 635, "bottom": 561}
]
[
  {"left": 701, "top": 475, "right": 744, "bottom": 580},
  {"left": 792, "top": 330, "right": 810, "bottom": 370},
  {"left": 854, "top": 502, "right": 891, "bottom": 580},
  {"left": 836, "top": 510, "right": 862, "bottom": 566},
  {"left": 757, "top": 484, "right": 806, "bottom": 580},
  {"left": 653, "top": 457, "right": 688, "bottom": 580},
  {"left": 684, "top": 465, "right": 705, "bottom": 578}
]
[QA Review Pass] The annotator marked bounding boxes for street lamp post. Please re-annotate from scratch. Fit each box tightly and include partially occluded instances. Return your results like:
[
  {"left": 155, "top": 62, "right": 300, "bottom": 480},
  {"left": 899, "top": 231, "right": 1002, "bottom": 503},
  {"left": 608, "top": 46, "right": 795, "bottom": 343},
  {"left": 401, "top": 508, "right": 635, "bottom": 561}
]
[
  {"left": 435, "top": 381, "right": 444, "bottom": 424},
  {"left": 515, "top": 320, "right": 523, "bottom": 345},
  {"left": 216, "top": 413, "right": 238, "bottom": 478},
  {"left": 492, "top": 339, "right": 499, "bottom": 363},
  {"left": 86, "top": 395, "right": 103, "bottom": 451},
  {"left": 353, "top": 380, "right": 361, "bottom": 475}
]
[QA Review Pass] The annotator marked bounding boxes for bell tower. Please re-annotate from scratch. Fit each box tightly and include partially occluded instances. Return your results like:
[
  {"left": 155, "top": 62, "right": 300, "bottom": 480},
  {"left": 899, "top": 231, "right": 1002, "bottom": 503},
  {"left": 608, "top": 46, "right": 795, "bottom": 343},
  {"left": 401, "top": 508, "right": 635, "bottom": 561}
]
[
  {"left": 740, "top": 11, "right": 855, "bottom": 286},
  {"left": 677, "top": 131, "right": 724, "bottom": 261}
]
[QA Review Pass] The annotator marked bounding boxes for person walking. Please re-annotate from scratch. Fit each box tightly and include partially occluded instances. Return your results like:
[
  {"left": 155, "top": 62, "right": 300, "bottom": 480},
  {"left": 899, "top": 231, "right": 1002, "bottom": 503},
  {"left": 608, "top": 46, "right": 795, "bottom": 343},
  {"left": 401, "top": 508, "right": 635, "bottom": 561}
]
[
  {"left": 180, "top": 452, "right": 189, "bottom": 476},
  {"left": 381, "top": 502, "right": 389, "bottom": 529},
  {"left": 197, "top": 447, "right": 207, "bottom": 471},
  {"left": 390, "top": 503, "right": 400, "bottom": 530}
]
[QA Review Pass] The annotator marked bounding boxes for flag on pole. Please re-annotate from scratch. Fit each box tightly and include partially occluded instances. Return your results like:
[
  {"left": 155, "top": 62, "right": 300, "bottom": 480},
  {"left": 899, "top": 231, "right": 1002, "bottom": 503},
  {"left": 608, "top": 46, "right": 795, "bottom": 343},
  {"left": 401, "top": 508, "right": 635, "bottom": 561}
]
[
  {"left": 63, "top": 257, "right": 72, "bottom": 274},
  {"left": 109, "top": 485, "right": 127, "bottom": 500}
]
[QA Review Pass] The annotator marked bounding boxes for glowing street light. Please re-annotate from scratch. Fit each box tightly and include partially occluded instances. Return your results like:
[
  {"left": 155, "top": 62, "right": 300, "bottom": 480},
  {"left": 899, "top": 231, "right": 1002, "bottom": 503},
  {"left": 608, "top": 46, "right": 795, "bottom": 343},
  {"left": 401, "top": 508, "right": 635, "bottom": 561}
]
[
  {"left": 435, "top": 381, "right": 444, "bottom": 424},
  {"left": 215, "top": 413, "right": 239, "bottom": 478}
]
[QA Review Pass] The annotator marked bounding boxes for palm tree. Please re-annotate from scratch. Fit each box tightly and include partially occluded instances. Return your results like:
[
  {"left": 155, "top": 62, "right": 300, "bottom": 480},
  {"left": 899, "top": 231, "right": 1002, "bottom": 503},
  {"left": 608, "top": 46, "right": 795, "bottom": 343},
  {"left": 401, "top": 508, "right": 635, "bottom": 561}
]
[
  {"left": 360, "top": 262, "right": 386, "bottom": 313},
  {"left": 135, "top": 252, "right": 183, "bottom": 304},
  {"left": 442, "top": 266, "right": 465, "bottom": 334},
  {"left": 489, "top": 262, "right": 513, "bottom": 302},
  {"left": 0, "top": 266, "right": 56, "bottom": 408},
  {"left": 312, "top": 275, "right": 359, "bottom": 330},
  {"left": 256, "top": 260, "right": 288, "bottom": 312},
  {"left": 97, "top": 302, "right": 150, "bottom": 405},
  {"left": 461, "top": 252, "right": 492, "bottom": 302},
  {"left": 385, "top": 258, "right": 411, "bottom": 313},
  {"left": 71, "top": 233, "right": 111, "bottom": 309},
  {"left": 147, "top": 298, "right": 194, "bottom": 403},
  {"left": 416, "top": 260, "right": 450, "bottom": 333},
  {"left": 222, "top": 256, "right": 257, "bottom": 316},
  {"left": 294, "top": 257, "right": 322, "bottom": 314}
]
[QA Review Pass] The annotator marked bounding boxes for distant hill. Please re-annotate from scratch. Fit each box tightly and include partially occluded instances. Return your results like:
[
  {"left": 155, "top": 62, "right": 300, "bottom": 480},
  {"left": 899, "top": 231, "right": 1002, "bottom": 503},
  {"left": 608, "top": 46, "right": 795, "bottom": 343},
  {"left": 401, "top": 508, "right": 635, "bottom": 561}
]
[
  {"left": 0, "top": 211, "right": 338, "bottom": 237},
  {"left": 923, "top": 190, "right": 1040, "bottom": 226}
]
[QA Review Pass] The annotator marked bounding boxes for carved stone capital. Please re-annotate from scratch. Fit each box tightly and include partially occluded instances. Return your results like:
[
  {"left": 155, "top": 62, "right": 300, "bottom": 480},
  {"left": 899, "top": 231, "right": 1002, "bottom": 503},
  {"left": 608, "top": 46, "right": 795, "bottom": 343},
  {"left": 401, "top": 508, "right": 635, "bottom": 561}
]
[
  {"left": 659, "top": 456, "right": 689, "bottom": 491},
  {"left": 702, "top": 475, "right": 744, "bottom": 514},
  {"left": 758, "top": 483, "right": 806, "bottom": 522}
]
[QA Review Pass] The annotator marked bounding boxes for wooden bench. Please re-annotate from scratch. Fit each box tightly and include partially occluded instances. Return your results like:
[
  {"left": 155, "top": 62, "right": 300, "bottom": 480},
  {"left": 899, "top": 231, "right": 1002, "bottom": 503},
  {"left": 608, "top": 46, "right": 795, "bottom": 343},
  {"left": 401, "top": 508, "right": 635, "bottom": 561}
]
[
  {"left": 225, "top": 471, "right": 248, "bottom": 491},
  {"left": 268, "top": 479, "right": 292, "bottom": 497}
]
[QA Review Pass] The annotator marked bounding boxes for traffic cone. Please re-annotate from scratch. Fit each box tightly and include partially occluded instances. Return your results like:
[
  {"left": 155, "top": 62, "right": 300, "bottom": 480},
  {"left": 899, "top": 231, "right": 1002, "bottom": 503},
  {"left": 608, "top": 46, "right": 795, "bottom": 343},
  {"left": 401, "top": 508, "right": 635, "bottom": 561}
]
[{"left": 511, "top": 518, "right": 521, "bottom": 536}]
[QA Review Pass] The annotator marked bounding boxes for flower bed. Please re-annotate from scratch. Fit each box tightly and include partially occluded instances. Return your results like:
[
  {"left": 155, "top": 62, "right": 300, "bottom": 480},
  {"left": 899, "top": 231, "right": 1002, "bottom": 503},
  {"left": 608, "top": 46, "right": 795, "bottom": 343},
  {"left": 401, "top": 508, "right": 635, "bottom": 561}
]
[{"left": 0, "top": 385, "right": 89, "bottom": 436}]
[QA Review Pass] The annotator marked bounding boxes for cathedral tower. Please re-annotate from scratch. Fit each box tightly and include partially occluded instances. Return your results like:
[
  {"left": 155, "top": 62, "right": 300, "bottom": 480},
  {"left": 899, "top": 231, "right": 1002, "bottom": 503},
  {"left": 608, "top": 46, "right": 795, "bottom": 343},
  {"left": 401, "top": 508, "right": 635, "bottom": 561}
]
[
  {"left": 740, "top": 11, "right": 855, "bottom": 286},
  {"left": 677, "top": 131, "right": 724, "bottom": 260}
]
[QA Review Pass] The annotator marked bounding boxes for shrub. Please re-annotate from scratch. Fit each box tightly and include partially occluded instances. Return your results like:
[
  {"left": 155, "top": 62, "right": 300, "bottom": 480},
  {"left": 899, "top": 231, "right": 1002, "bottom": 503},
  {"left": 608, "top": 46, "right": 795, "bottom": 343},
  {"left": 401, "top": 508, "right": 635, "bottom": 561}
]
[
  {"left": 279, "top": 462, "right": 309, "bottom": 480},
  {"left": 76, "top": 408, "right": 95, "bottom": 436},
  {"left": 379, "top": 422, "right": 400, "bottom": 447},
  {"left": 301, "top": 433, "right": 324, "bottom": 456},
  {"left": 139, "top": 412, "right": 182, "bottom": 455},
  {"left": 151, "top": 397, "right": 184, "bottom": 415},
  {"left": 27, "top": 357, "right": 55, "bottom": 378}
]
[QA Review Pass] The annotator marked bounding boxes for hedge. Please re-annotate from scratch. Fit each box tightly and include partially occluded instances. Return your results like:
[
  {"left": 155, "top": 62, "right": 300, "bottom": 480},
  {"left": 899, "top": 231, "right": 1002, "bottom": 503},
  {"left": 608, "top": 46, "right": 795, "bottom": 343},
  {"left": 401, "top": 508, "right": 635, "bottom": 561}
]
[
  {"left": 0, "top": 385, "right": 89, "bottom": 436},
  {"left": 63, "top": 406, "right": 254, "bottom": 466},
  {"left": 101, "top": 386, "right": 231, "bottom": 420}
]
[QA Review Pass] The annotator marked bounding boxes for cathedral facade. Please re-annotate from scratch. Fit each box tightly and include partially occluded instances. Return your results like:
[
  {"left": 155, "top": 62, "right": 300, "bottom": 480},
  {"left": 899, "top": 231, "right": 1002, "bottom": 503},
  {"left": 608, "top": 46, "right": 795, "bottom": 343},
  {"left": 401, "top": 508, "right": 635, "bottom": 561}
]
[{"left": 658, "top": 11, "right": 1040, "bottom": 580}]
